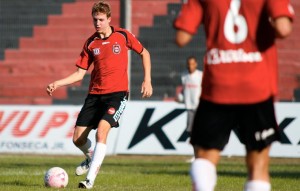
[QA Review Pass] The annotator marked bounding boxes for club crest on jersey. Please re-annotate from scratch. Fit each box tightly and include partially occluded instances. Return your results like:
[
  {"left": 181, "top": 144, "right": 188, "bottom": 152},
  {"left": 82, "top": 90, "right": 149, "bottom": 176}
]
[
  {"left": 112, "top": 44, "right": 121, "bottom": 54},
  {"left": 93, "top": 48, "right": 100, "bottom": 55}
]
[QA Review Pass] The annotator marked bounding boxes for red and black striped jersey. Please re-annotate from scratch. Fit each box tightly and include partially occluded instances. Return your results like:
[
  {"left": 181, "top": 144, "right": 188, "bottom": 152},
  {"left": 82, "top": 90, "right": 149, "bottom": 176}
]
[
  {"left": 174, "top": 0, "right": 294, "bottom": 104},
  {"left": 76, "top": 26, "right": 143, "bottom": 94}
]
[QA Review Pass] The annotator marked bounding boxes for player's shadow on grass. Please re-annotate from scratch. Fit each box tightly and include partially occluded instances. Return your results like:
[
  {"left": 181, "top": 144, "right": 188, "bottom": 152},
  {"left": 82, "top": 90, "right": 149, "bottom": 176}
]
[
  {"left": 104, "top": 162, "right": 189, "bottom": 176},
  {"left": 270, "top": 171, "right": 300, "bottom": 179},
  {"left": 1, "top": 180, "right": 40, "bottom": 187},
  {"left": 213, "top": 170, "right": 300, "bottom": 180},
  {"left": 140, "top": 169, "right": 189, "bottom": 176},
  {"left": 218, "top": 170, "right": 246, "bottom": 177},
  {"left": 8, "top": 162, "right": 75, "bottom": 168}
]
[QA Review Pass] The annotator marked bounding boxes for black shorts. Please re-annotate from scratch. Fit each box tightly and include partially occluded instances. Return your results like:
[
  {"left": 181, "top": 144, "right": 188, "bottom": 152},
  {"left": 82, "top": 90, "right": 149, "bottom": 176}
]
[
  {"left": 76, "top": 91, "right": 128, "bottom": 129},
  {"left": 190, "top": 97, "right": 280, "bottom": 151}
]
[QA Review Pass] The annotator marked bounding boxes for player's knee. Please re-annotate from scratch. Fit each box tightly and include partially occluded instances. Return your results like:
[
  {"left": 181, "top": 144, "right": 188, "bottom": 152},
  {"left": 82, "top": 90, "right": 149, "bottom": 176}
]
[{"left": 73, "top": 136, "right": 87, "bottom": 147}]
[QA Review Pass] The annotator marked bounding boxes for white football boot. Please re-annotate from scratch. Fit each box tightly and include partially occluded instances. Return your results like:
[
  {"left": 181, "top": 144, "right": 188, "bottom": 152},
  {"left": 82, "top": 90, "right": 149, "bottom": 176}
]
[{"left": 75, "top": 158, "right": 91, "bottom": 176}]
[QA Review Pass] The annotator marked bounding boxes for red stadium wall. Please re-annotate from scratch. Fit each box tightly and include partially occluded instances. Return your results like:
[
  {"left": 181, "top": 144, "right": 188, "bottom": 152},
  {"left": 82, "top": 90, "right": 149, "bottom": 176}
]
[
  {"left": 0, "top": 0, "right": 180, "bottom": 104},
  {"left": 0, "top": 0, "right": 298, "bottom": 104},
  {"left": 0, "top": 1, "right": 120, "bottom": 104},
  {"left": 277, "top": 0, "right": 300, "bottom": 101}
]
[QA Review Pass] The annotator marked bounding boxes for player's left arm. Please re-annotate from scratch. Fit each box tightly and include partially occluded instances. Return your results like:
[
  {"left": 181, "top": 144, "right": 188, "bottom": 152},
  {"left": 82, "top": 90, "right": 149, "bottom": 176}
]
[
  {"left": 268, "top": 0, "right": 294, "bottom": 38},
  {"left": 125, "top": 29, "right": 153, "bottom": 98},
  {"left": 139, "top": 47, "right": 153, "bottom": 98},
  {"left": 173, "top": 0, "right": 202, "bottom": 47},
  {"left": 271, "top": 16, "right": 293, "bottom": 38}
]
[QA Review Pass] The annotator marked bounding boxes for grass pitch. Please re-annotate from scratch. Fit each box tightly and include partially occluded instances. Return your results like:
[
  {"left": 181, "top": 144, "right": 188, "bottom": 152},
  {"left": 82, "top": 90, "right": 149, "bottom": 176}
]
[{"left": 0, "top": 154, "right": 299, "bottom": 191}]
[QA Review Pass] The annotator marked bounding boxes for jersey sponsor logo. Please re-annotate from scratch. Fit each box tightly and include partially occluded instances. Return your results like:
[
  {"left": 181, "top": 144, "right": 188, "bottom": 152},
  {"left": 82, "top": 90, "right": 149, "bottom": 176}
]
[
  {"left": 93, "top": 48, "right": 100, "bottom": 55},
  {"left": 206, "top": 48, "right": 262, "bottom": 65},
  {"left": 107, "top": 107, "right": 116, "bottom": 115},
  {"left": 102, "top": 42, "right": 110, "bottom": 45},
  {"left": 112, "top": 44, "right": 121, "bottom": 54},
  {"left": 185, "top": 83, "right": 199, "bottom": 89}
]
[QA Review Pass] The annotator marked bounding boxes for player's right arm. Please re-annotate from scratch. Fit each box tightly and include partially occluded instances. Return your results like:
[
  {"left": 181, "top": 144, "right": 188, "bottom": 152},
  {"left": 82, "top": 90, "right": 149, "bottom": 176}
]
[
  {"left": 175, "top": 30, "right": 193, "bottom": 47},
  {"left": 173, "top": 0, "right": 202, "bottom": 47},
  {"left": 46, "top": 67, "right": 86, "bottom": 96}
]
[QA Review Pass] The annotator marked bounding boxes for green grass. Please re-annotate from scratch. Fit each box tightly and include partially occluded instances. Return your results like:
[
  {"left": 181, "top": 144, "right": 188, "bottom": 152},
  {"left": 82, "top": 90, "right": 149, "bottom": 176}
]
[{"left": 0, "top": 154, "right": 299, "bottom": 191}]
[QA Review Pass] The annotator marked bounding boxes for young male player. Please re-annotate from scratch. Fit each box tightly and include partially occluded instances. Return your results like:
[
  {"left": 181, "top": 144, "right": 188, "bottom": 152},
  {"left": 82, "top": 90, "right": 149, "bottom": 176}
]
[
  {"left": 177, "top": 56, "right": 202, "bottom": 162},
  {"left": 174, "top": 0, "right": 294, "bottom": 190},
  {"left": 177, "top": 56, "right": 202, "bottom": 134},
  {"left": 46, "top": 1, "right": 152, "bottom": 189}
]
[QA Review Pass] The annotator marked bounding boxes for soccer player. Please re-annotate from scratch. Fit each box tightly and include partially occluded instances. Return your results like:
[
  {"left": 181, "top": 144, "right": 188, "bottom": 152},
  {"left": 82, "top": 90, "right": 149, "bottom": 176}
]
[
  {"left": 46, "top": 1, "right": 152, "bottom": 189},
  {"left": 177, "top": 56, "right": 202, "bottom": 134},
  {"left": 176, "top": 56, "right": 202, "bottom": 162},
  {"left": 174, "top": 0, "right": 294, "bottom": 191}
]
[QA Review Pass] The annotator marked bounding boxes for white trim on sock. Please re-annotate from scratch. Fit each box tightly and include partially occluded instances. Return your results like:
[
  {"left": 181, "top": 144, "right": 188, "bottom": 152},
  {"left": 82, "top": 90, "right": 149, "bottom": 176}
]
[
  {"left": 244, "top": 180, "right": 271, "bottom": 191},
  {"left": 86, "top": 142, "right": 107, "bottom": 184},
  {"left": 78, "top": 139, "right": 93, "bottom": 160},
  {"left": 190, "top": 158, "right": 217, "bottom": 191}
]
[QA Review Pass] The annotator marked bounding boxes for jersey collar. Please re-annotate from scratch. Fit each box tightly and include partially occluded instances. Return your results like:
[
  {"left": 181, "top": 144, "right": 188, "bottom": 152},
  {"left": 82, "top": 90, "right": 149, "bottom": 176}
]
[{"left": 94, "top": 26, "right": 114, "bottom": 40}]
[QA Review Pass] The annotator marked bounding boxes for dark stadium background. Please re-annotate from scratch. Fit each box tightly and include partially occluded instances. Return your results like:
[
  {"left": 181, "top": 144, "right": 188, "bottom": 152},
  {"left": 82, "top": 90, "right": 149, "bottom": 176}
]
[{"left": 0, "top": 0, "right": 299, "bottom": 105}]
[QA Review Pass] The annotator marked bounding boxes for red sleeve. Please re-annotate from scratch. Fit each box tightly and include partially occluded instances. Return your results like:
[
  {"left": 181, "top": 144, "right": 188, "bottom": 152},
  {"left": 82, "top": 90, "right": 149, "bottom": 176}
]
[
  {"left": 75, "top": 38, "right": 93, "bottom": 70},
  {"left": 267, "top": 0, "right": 294, "bottom": 20},
  {"left": 173, "top": 0, "right": 203, "bottom": 35},
  {"left": 125, "top": 30, "right": 143, "bottom": 54}
]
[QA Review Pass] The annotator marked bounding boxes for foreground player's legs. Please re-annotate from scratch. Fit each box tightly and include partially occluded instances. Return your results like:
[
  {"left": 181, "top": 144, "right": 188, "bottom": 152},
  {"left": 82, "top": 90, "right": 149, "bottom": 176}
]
[
  {"left": 79, "top": 120, "right": 111, "bottom": 189},
  {"left": 73, "top": 126, "right": 93, "bottom": 176},
  {"left": 191, "top": 146, "right": 220, "bottom": 191},
  {"left": 244, "top": 146, "right": 271, "bottom": 191}
]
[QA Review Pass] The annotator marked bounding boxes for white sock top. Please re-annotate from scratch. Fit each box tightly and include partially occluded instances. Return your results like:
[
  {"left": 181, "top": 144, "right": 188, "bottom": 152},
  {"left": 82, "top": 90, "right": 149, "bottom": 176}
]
[
  {"left": 86, "top": 142, "right": 107, "bottom": 184},
  {"left": 191, "top": 158, "right": 217, "bottom": 191}
]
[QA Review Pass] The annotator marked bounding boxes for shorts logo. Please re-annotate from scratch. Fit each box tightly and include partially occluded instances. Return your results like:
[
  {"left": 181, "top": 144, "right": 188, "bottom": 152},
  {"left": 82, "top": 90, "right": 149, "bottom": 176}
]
[
  {"left": 108, "top": 107, "right": 116, "bottom": 115},
  {"left": 113, "top": 98, "right": 127, "bottom": 122},
  {"left": 255, "top": 128, "right": 275, "bottom": 141},
  {"left": 113, "top": 44, "right": 121, "bottom": 54},
  {"left": 93, "top": 48, "right": 100, "bottom": 55}
]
